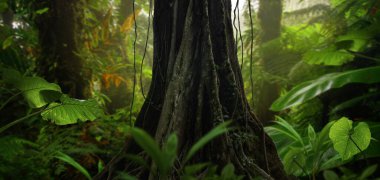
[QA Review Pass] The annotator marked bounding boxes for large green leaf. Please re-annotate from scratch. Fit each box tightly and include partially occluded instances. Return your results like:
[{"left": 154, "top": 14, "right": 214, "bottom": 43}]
[
  {"left": 41, "top": 95, "right": 103, "bottom": 125},
  {"left": 17, "top": 77, "right": 62, "bottom": 108},
  {"left": 1, "top": 68, "right": 62, "bottom": 108},
  {"left": 329, "top": 117, "right": 371, "bottom": 160},
  {"left": 271, "top": 66, "right": 380, "bottom": 111},
  {"left": 303, "top": 46, "right": 354, "bottom": 66},
  {"left": 335, "top": 23, "right": 380, "bottom": 52}
]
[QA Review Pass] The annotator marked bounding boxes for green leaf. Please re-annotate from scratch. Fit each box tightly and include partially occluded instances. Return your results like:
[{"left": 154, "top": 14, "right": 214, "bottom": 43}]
[
  {"left": 323, "top": 170, "right": 339, "bottom": 180},
  {"left": 163, "top": 133, "right": 178, "bottom": 170},
  {"left": 271, "top": 66, "right": 380, "bottom": 111},
  {"left": 282, "top": 147, "right": 306, "bottom": 176},
  {"left": 330, "top": 0, "right": 345, "bottom": 7},
  {"left": 41, "top": 95, "right": 103, "bottom": 125},
  {"left": 184, "top": 163, "right": 210, "bottom": 175},
  {"left": 221, "top": 163, "right": 235, "bottom": 179},
  {"left": 1, "top": 68, "right": 62, "bottom": 108},
  {"left": 358, "top": 164, "right": 377, "bottom": 180},
  {"left": 18, "top": 77, "right": 62, "bottom": 108},
  {"left": 331, "top": 91, "right": 380, "bottom": 114},
  {"left": 308, "top": 124, "right": 316, "bottom": 142},
  {"left": 265, "top": 117, "right": 304, "bottom": 146},
  {"left": 335, "top": 24, "right": 379, "bottom": 52},
  {"left": 54, "top": 151, "right": 91, "bottom": 180},
  {"left": 184, "top": 121, "right": 231, "bottom": 163},
  {"left": 314, "top": 122, "right": 335, "bottom": 157},
  {"left": 115, "top": 173, "right": 138, "bottom": 180},
  {"left": 1, "top": 68, "right": 23, "bottom": 83},
  {"left": 130, "top": 128, "right": 166, "bottom": 174},
  {"left": 97, "top": 160, "right": 104, "bottom": 173},
  {"left": 329, "top": 117, "right": 371, "bottom": 160},
  {"left": 35, "top": 7, "right": 49, "bottom": 14},
  {"left": 320, "top": 153, "right": 342, "bottom": 170},
  {"left": 2, "top": 36, "right": 13, "bottom": 49},
  {"left": 303, "top": 46, "right": 354, "bottom": 66}
]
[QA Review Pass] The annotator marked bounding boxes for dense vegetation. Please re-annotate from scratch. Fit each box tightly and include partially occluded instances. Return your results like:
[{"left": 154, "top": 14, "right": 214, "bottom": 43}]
[{"left": 0, "top": 0, "right": 379, "bottom": 179}]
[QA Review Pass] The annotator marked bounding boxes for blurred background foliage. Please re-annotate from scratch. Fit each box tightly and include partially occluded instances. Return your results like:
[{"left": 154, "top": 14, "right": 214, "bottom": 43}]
[
  {"left": 0, "top": 0, "right": 380, "bottom": 179},
  {"left": 239, "top": 0, "right": 380, "bottom": 179},
  {"left": 0, "top": 0, "right": 152, "bottom": 178}
]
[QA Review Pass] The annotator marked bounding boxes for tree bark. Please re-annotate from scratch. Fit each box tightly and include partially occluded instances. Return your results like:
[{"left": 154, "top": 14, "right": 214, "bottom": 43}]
[
  {"left": 34, "top": 0, "right": 92, "bottom": 99},
  {"left": 98, "top": 0, "right": 288, "bottom": 179}
]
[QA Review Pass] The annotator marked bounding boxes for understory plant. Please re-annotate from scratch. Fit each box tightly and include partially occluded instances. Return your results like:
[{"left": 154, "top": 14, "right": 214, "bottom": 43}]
[
  {"left": 266, "top": 116, "right": 377, "bottom": 178},
  {"left": 117, "top": 121, "right": 245, "bottom": 180}
]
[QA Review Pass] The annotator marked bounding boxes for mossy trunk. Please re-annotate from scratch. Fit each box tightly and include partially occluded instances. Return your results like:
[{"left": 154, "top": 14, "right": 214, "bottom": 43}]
[
  {"left": 97, "top": 0, "right": 287, "bottom": 179},
  {"left": 35, "top": 0, "right": 92, "bottom": 99}
]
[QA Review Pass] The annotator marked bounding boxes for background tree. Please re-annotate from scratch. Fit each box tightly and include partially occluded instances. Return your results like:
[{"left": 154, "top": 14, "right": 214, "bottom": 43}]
[
  {"left": 34, "top": 0, "right": 92, "bottom": 98},
  {"left": 254, "top": 0, "right": 283, "bottom": 123}
]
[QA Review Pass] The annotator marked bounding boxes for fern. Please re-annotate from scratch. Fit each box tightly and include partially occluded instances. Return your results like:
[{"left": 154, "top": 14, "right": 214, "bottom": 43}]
[{"left": 0, "top": 136, "right": 36, "bottom": 159}]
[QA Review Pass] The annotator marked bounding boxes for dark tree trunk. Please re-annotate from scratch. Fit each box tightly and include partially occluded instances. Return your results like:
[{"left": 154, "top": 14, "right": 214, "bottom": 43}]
[
  {"left": 97, "top": 0, "right": 287, "bottom": 179},
  {"left": 255, "top": 0, "right": 283, "bottom": 124},
  {"left": 34, "top": 0, "right": 92, "bottom": 99},
  {"left": 1, "top": 8, "right": 13, "bottom": 28},
  {"left": 257, "top": 0, "right": 282, "bottom": 43}
]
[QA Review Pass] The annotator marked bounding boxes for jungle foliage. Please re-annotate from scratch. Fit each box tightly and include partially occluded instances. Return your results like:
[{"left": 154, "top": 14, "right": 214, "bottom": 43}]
[
  {"left": 240, "top": 0, "right": 380, "bottom": 179},
  {"left": 0, "top": 0, "right": 380, "bottom": 179}
]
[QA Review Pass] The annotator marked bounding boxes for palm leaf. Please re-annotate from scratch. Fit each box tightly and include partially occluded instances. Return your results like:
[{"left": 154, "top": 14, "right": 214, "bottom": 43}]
[{"left": 271, "top": 66, "right": 380, "bottom": 111}]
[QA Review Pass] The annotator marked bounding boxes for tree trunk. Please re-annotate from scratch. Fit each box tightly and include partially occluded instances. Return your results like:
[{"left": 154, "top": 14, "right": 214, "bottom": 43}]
[
  {"left": 34, "top": 0, "right": 92, "bottom": 99},
  {"left": 98, "top": 0, "right": 287, "bottom": 179},
  {"left": 1, "top": 8, "right": 13, "bottom": 28},
  {"left": 255, "top": 0, "right": 283, "bottom": 124},
  {"left": 258, "top": 0, "right": 282, "bottom": 43}
]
